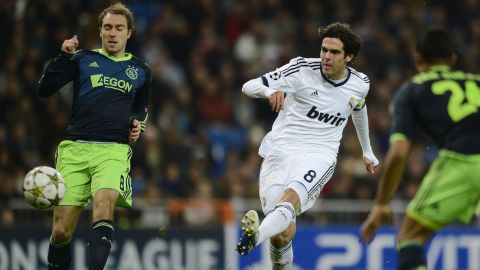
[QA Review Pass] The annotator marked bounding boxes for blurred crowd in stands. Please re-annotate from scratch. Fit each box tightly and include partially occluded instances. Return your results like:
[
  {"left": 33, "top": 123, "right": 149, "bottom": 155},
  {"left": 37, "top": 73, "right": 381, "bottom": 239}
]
[{"left": 1, "top": 0, "right": 479, "bottom": 225}]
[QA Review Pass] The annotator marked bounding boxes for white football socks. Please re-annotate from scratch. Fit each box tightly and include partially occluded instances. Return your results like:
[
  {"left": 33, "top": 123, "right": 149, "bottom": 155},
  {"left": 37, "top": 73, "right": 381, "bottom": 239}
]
[
  {"left": 270, "top": 241, "right": 294, "bottom": 270},
  {"left": 256, "top": 202, "right": 296, "bottom": 246}
]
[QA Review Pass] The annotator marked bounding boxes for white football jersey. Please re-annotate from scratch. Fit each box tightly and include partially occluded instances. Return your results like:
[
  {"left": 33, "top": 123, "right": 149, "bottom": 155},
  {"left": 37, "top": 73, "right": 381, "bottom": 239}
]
[{"left": 247, "top": 57, "right": 370, "bottom": 157}]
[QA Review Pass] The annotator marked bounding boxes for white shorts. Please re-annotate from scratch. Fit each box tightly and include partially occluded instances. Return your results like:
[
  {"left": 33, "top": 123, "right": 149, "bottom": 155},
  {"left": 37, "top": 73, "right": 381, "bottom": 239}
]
[{"left": 259, "top": 152, "right": 336, "bottom": 215}]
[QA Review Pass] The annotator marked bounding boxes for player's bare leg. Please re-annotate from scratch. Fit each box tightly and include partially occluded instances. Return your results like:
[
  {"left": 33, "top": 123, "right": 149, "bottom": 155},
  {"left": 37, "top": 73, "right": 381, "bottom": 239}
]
[
  {"left": 396, "top": 215, "right": 435, "bottom": 270},
  {"left": 48, "top": 206, "right": 83, "bottom": 270},
  {"left": 89, "top": 188, "right": 119, "bottom": 270},
  {"left": 92, "top": 188, "right": 119, "bottom": 221}
]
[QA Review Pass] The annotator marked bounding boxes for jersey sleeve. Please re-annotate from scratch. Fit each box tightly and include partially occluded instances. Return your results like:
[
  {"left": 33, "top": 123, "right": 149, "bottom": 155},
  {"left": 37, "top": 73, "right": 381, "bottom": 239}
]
[
  {"left": 130, "top": 64, "right": 151, "bottom": 132},
  {"left": 389, "top": 82, "right": 416, "bottom": 142},
  {"left": 353, "top": 98, "right": 366, "bottom": 111},
  {"left": 259, "top": 57, "right": 306, "bottom": 93},
  {"left": 38, "top": 51, "right": 79, "bottom": 97},
  {"left": 351, "top": 70, "right": 370, "bottom": 110}
]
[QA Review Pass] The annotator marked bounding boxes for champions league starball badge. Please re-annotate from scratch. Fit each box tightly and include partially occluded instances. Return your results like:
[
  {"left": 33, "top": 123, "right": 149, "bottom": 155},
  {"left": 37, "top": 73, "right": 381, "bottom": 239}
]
[{"left": 269, "top": 69, "right": 281, "bottom": 80}]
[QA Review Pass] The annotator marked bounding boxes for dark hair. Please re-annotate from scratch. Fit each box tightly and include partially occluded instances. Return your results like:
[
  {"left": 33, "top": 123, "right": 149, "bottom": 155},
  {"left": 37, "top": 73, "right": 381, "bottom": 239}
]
[
  {"left": 98, "top": 3, "right": 135, "bottom": 32},
  {"left": 318, "top": 22, "right": 362, "bottom": 64},
  {"left": 416, "top": 27, "right": 454, "bottom": 63}
]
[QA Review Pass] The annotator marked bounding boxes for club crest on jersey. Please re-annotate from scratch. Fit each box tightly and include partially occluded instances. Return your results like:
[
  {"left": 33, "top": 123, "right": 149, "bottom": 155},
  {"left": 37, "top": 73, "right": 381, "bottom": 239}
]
[
  {"left": 348, "top": 97, "right": 355, "bottom": 109},
  {"left": 126, "top": 65, "right": 138, "bottom": 80},
  {"left": 268, "top": 69, "right": 281, "bottom": 80}
]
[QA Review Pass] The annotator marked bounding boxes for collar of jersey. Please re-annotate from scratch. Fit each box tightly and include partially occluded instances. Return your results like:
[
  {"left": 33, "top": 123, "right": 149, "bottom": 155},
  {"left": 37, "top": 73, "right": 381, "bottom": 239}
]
[
  {"left": 95, "top": 49, "right": 132, "bottom": 62},
  {"left": 429, "top": 65, "right": 450, "bottom": 72},
  {"left": 320, "top": 64, "right": 351, "bottom": 87}
]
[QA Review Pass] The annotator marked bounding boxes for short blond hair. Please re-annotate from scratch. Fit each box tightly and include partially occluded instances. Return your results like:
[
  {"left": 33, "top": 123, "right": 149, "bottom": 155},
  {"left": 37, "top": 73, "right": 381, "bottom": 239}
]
[{"left": 98, "top": 3, "right": 135, "bottom": 32}]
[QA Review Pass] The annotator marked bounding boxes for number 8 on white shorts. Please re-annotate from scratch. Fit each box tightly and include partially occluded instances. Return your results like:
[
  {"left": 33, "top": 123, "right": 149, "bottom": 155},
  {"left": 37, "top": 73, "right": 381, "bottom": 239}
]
[{"left": 259, "top": 152, "right": 336, "bottom": 215}]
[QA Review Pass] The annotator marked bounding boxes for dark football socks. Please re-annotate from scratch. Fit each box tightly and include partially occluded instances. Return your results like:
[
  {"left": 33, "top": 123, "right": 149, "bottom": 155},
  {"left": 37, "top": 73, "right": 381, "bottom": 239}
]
[
  {"left": 48, "top": 236, "right": 72, "bottom": 270},
  {"left": 397, "top": 240, "right": 426, "bottom": 270},
  {"left": 88, "top": 219, "right": 114, "bottom": 270}
]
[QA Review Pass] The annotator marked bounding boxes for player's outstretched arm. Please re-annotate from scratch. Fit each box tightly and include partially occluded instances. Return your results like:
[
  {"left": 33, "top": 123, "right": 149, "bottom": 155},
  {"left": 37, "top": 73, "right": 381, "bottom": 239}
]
[
  {"left": 38, "top": 35, "right": 79, "bottom": 97},
  {"left": 242, "top": 78, "right": 277, "bottom": 98},
  {"left": 351, "top": 105, "right": 379, "bottom": 173},
  {"left": 242, "top": 78, "right": 284, "bottom": 112}
]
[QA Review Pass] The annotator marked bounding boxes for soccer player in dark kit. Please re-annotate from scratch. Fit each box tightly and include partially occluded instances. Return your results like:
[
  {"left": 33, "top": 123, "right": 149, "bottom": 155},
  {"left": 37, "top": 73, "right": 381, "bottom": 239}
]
[
  {"left": 361, "top": 27, "right": 480, "bottom": 270},
  {"left": 38, "top": 3, "right": 150, "bottom": 269}
]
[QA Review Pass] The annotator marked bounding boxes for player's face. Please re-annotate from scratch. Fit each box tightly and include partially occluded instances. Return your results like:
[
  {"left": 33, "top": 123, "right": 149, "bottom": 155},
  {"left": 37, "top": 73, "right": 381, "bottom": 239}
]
[
  {"left": 320, "top": 38, "right": 353, "bottom": 80},
  {"left": 100, "top": 13, "right": 132, "bottom": 57}
]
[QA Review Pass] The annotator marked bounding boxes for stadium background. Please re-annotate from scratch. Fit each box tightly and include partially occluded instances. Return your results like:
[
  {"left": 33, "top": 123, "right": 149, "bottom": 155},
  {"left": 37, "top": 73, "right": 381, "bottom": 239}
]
[{"left": 1, "top": 0, "right": 480, "bottom": 269}]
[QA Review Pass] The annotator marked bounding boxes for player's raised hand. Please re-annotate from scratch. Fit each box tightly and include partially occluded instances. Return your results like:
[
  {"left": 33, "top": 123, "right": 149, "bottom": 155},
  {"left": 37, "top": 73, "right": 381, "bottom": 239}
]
[
  {"left": 61, "top": 35, "right": 79, "bottom": 54},
  {"left": 360, "top": 204, "right": 393, "bottom": 244},
  {"left": 269, "top": 91, "right": 285, "bottom": 112},
  {"left": 129, "top": 119, "right": 141, "bottom": 144}
]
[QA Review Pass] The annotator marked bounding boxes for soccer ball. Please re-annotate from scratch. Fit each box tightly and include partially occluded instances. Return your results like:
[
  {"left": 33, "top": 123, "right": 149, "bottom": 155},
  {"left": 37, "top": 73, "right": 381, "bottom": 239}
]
[{"left": 23, "top": 166, "right": 66, "bottom": 210}]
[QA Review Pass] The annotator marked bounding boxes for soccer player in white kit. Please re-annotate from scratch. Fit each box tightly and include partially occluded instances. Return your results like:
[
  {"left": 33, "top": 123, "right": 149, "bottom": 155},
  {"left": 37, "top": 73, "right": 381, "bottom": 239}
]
[{"left": 236, "top": 22, "right": 379, "bottom": 269}]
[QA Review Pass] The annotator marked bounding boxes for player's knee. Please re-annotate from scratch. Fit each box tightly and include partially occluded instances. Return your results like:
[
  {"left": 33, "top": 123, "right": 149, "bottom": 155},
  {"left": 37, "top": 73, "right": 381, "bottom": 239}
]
[
  {"left": 94, "top": 200, "right": 114, "bottom": 211},
  {"left": 92, "top": 200, "right": 115, "bottom": 220},
  {"left": 93, "top": 194, "right": 116, "bottom": 213},
  {"left": 93, "top": 190, "right": 118, "bottom": 217},
  {"left": 281, "top": 188, "right": 302, "bottom": 212},
  {"left": 51, "top": 227, "right": 72, "bottom": 244}
]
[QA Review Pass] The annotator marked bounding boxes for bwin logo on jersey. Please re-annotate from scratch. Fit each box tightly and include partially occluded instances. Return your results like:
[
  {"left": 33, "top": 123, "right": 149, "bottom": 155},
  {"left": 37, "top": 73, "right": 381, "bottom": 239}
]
[{"left": 306, "top": 106, "right": 346, "bottom": 126}]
